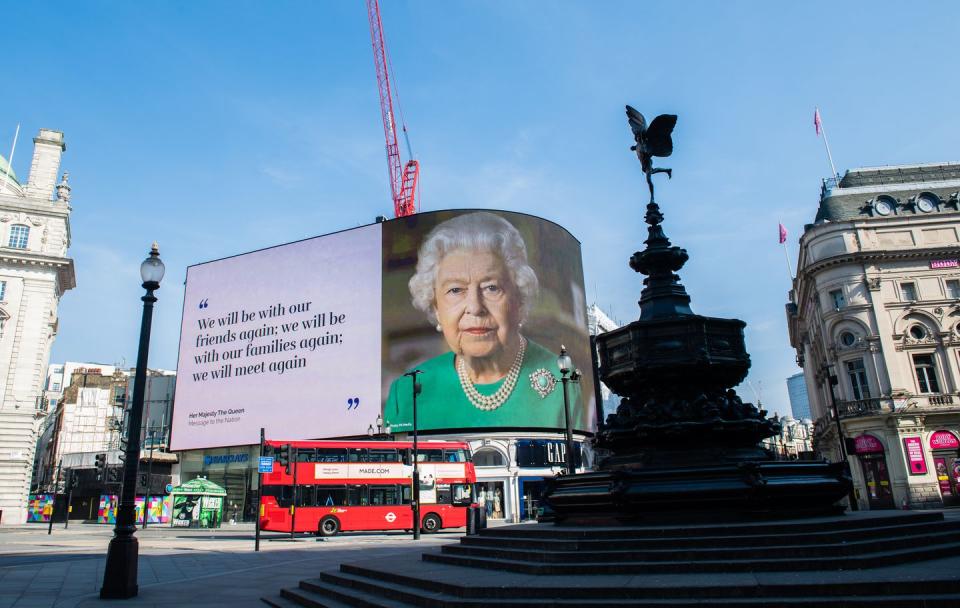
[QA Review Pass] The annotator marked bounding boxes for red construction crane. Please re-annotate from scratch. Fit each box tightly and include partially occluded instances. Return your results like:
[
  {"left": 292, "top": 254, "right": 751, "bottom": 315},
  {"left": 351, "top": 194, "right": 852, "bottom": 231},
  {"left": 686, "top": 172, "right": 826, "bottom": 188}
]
[{"left": 367, "top": 0, "right": 419, "bottom": 217}]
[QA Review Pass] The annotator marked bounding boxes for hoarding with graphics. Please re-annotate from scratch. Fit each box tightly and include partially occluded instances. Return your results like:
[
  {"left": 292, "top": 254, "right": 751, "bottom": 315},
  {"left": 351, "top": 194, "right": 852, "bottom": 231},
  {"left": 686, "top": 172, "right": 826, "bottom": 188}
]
[{"left": 171, "top": 210, "right": 594, "bottom": 450}]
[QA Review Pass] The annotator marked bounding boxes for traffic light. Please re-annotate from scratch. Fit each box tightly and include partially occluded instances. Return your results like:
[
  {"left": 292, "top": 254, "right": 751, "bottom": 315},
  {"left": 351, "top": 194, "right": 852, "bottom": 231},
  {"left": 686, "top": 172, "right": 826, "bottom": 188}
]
[
  {"left": 276, "top": 444, "right": 291, "bottom": 472},
  {"left": 95, "top": 453, "right": 107, "bottom": 480}
]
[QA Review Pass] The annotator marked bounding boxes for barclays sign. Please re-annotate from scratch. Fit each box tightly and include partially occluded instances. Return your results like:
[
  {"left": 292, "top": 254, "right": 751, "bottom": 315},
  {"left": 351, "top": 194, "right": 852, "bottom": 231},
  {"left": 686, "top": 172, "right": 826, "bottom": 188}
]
[{"left": 203, "top": 453, "right": 250, "bottom": 466}]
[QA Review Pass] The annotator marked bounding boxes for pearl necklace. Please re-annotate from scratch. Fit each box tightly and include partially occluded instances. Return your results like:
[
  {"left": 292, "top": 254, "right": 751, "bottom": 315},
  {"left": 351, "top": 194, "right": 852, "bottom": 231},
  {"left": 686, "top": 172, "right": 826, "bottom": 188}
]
[{"left": 456, "top": 337, "right": 527, "bottom": 411}]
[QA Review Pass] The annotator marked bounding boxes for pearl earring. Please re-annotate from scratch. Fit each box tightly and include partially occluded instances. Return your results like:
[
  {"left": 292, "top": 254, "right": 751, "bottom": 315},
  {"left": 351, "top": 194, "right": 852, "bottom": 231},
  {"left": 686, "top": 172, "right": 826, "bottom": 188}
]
[{"left": 436, "top": 323, "right": 442, "bottom": 332}]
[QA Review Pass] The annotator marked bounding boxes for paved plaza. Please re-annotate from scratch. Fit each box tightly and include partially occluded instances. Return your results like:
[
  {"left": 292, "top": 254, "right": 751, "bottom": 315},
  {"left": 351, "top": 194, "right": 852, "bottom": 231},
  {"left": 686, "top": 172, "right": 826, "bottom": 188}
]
[{"left": 0, "top": 522, "right": 462, "bottom": 608}]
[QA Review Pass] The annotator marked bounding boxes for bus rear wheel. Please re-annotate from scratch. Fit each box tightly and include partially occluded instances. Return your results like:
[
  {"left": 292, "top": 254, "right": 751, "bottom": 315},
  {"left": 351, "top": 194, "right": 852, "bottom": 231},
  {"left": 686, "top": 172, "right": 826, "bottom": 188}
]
[
  {"left": 421, "top": 513, "right": 441, "bottom": 533},
  {"left": 319, "top": 516, "right": 340, "bottom": 537}
]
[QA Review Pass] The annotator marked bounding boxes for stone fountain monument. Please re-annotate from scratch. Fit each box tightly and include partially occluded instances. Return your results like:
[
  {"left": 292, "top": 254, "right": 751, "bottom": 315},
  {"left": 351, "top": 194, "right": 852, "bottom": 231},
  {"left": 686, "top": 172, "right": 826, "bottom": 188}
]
[{"left": 543, "top": 107, "right": 852, "bottom": 522}]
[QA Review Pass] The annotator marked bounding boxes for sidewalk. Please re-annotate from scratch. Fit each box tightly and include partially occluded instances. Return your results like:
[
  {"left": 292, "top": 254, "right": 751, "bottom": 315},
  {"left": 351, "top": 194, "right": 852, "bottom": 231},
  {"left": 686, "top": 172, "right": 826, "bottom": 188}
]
[{"left": 0, "top": 525, "right": 459, "bottom": 608}]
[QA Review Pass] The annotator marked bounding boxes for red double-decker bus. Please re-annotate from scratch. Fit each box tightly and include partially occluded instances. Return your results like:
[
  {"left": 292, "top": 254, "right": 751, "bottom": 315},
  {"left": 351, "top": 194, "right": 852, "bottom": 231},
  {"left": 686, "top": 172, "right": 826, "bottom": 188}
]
[{"left": 259, "top": 439, "right": 475, "bottom": 536}]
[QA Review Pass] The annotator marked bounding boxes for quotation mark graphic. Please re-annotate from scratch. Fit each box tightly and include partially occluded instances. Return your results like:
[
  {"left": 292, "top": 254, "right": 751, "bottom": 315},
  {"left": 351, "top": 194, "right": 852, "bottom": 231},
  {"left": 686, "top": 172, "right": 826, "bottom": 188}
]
[
  {"left": 198, "top": 298, "right": 209, "bottom": 309},
  {"left": 347, "top": 397, "right": 361, "bottom": 410}
]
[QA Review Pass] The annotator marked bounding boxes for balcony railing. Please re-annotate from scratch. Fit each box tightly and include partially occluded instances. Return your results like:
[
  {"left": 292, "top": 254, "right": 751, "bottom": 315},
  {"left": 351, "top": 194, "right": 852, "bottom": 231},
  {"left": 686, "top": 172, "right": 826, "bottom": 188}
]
[
  {"left": 928, "top": 394, "right": 955, "bottom": 406},
  {"left": 837, "top": 398, "right": 888, "bottom": 418}
]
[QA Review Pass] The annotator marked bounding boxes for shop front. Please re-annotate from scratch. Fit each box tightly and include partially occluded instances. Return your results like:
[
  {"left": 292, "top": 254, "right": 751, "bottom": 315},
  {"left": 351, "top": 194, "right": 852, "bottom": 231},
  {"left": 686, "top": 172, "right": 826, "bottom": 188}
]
[
  {"left": 853, "top": 434, "right": 895, "bottom": 510},
  {"left": 929, "top": 430, "right": 960, "bottom": 508},
  {"left": 176, "top": 445, "right": 259, "bottom": 522},
  {"left": 515, "top": 439, "right": 583, "bottom": 520}
]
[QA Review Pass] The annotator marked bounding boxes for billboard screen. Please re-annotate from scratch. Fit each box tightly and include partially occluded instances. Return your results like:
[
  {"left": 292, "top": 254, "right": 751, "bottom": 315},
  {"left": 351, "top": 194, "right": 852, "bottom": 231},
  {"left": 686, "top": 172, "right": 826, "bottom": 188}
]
[{"left": 171, "top": 210, "right": 593, "bottom": 450}]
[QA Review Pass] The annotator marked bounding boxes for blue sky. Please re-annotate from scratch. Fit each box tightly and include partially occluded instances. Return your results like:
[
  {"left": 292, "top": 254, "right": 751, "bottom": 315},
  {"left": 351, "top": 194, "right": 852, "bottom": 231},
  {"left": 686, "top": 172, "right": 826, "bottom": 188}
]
[{"left": 3, "top": 1, "right": 959, "bottom": 416}]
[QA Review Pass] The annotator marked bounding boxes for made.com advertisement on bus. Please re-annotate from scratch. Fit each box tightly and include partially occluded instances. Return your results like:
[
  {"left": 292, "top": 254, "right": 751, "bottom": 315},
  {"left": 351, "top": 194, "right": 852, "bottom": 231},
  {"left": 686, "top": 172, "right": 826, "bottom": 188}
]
[{"left": 170, "top": 210, "right": 594, "bottom": 451}]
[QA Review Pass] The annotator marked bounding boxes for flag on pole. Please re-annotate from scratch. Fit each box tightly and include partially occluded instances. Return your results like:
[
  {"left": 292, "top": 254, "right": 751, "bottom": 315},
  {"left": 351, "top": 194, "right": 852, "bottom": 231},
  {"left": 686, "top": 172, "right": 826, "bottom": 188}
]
[
  {"left": 814, "top": 108, "right": 822, "bottom": 136},
  {"left": 778, "top": 223, "right": 787, "bottom": 244}
]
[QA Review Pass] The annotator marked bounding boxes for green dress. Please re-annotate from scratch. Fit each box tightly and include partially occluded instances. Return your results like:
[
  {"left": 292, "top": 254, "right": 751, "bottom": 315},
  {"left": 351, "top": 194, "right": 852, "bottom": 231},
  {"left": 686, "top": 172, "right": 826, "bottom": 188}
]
[{"left": 384, "top": 339, "right": 586, "bottom": 432}]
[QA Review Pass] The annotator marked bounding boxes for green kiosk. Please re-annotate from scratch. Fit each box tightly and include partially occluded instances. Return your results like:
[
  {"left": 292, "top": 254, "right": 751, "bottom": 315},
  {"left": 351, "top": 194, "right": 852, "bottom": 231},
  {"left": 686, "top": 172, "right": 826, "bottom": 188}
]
[{"left": 169, "top": 477, "right": 226, "bottom": 529}]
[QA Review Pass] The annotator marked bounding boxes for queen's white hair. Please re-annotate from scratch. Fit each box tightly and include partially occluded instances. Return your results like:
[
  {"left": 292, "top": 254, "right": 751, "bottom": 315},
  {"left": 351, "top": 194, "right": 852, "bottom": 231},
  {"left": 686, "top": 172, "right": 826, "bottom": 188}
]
[{"left": 408, "top": 212, "right": 539, "bottom": 325}]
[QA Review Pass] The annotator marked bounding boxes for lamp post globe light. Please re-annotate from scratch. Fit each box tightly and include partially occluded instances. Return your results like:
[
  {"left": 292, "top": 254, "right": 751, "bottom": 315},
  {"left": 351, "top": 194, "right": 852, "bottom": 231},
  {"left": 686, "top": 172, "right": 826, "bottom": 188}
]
[
  {"left": 100, "top": 243, "right": 164, "bottom": 599},
  {"left": 557, "top": 346, "right": 577, "bottom": 476}
]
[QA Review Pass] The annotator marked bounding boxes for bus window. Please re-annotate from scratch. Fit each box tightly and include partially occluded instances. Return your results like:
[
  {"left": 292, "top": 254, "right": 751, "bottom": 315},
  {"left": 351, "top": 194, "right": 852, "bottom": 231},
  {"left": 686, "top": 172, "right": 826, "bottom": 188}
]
[
  {"left": 401, "top": 485, "right": 412, "bottom": 504},
  {"left": 297, "top": 485, "right": 317, "bottom": 507},
  {"left": 368, "top": 448, "right": 399, "bottom": 462},
  {"left": 417, "top": 449, "right": 443, "bottom": 462},
  {"left": 349, "top": 448, "right": 366, "bottom": 462},
  {"left": 369, "top": 485, "right": 401, "bottom": 505},
  {"left": 264, "top": 485, "right": 293, "bottom": 507},
  {"left": 318, "top": 487, "right": 347, "bottom": 506},
  {"left": 443, "top": 449, "right": 467, "bottom": 462},
  {"left": 437, "top": 484, "right": 452, "bottom": 504},
  {"left": 296, "top": 448, "right": 316, "bottom": 463},
  {"left": 452, "top": 484, "right": 473, "bottom": 506},
  {"left": 347, "top": 485, "right": 367, "bottom": 506},
  {"left": 317, "top": 448, "right": 348, "bottom": 462}
]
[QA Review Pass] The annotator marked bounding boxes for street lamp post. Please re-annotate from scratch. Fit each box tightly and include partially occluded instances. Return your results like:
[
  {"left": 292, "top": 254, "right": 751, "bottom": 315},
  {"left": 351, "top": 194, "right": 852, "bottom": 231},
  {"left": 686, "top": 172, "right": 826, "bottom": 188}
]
[
  {"left": 100, "top": 243, "right": 164, "bottom": 599},
  {"left": 404, "top": 370, "right": 422, "bottom": 540},
  {"left": 825, "top": 364, "right": 858, "bottom": 511},
  {"left": 142, "top": 430, "right": 156, "bottom": 529},
  {"left": 557, "top": 346, "right": 577, "bottom": 476}
]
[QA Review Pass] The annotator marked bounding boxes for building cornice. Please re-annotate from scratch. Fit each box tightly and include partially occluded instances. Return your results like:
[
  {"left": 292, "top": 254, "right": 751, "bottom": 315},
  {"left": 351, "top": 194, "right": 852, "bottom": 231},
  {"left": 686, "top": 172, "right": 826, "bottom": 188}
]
[
  {"left": 0, "top": 197, "right": 71, "bottom": 218},
  {"left": 0, "top": 249, "right": 76, "bottom": 291},
  {"left": 801, "top": 244, "right": 960, "bottom": 277}
]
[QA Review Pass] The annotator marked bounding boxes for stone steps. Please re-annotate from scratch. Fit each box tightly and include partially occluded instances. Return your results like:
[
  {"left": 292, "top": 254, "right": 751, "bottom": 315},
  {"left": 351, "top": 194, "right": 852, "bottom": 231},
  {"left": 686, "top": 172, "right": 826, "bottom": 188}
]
[
  {"left": 263, "top": 567, "right": 960, "bottom": 607},
  {"left": 474, "top": 512, "right": 942, "bottom": 539},
  {"left": 262, "top": 513, "right": 960, "bottom": 607},
  {"left": 460, "top": 519, "right": 959, "bottom": 550},
  {"left": 446, "top": 529, "right": 960, "bottom": 563},
  {"left": 425, "top": 540, "right": 960, "bottom": 574}
]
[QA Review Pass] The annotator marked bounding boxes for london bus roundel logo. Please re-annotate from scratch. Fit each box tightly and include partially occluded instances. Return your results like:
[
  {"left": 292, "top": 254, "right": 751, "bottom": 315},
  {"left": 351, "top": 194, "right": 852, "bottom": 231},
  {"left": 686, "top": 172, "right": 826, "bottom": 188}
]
[{"left": 384, "top": 512, "right": 397, "bottom": 523}]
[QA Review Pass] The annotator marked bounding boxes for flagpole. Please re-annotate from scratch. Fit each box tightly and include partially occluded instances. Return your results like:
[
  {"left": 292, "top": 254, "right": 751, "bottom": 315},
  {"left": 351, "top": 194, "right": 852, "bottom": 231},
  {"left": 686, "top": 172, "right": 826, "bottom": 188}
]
[
  {"left": 1, "top": 123, "right": 20, "bottom": 195},
  {"left": 815, "top": 108, "right": 839, "bottom": 183},
  {"left": 782, "top": 240, "right": 794, "bottom": 280},
  {"left": 779, "top": 220, "right": 794, "bottom": 281}
]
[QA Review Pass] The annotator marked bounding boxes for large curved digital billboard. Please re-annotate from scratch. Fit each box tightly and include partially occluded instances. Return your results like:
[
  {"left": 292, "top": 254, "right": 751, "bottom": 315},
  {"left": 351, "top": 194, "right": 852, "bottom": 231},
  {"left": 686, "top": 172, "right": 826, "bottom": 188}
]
[{"left": 170, "top": 210, "right": 593, "bottom": 451}]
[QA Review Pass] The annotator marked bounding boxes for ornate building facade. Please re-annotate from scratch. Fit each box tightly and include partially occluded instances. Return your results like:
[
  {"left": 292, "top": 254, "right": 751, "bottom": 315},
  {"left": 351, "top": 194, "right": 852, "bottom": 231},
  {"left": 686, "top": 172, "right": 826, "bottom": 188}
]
[
  {"left": 787, "top": 163, "right": 960, "bottom": 510},
  {"left": 0, "top": 129, "right": 75, "bottom": 524}
]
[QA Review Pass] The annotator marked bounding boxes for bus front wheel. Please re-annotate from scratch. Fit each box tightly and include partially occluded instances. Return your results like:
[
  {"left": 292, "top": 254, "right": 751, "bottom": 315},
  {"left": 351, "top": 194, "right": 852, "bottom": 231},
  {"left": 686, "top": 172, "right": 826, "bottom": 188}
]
[
  {"left": 421, "top": 513, "right": 441, "bottom": 533},
  {"left": 319, "top": 516, "right": 340, "bottom": 537}
]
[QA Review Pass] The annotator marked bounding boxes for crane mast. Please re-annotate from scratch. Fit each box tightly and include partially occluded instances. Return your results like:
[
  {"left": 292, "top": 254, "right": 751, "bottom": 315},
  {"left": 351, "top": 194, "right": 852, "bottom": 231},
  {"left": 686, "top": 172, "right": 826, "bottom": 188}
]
[{"left": 367, "top": 0, "right": 419, "bottom": 217}]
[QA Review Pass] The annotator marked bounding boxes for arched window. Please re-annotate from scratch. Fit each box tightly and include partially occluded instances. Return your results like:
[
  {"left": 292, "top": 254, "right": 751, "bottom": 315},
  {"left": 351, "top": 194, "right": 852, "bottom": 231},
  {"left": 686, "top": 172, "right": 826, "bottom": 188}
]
[
  {"left": 473, "top": 449, "right": 507, "bottom": 467},
  {"left": 8, "top": 224, "right": 29, "bottom": 249}
]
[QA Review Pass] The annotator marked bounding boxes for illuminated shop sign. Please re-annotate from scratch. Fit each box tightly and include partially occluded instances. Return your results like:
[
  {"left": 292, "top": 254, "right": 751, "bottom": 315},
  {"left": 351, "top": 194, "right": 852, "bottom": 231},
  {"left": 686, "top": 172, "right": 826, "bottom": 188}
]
[{"left": 516, "top": 439, "right": 582, "bottom": 468}]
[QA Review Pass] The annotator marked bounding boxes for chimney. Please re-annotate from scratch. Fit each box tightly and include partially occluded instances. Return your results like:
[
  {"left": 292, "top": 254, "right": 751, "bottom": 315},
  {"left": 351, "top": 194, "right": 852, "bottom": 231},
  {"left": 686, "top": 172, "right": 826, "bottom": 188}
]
[{"left": 25, "top": 129, "right": 66, "bottom": 201}]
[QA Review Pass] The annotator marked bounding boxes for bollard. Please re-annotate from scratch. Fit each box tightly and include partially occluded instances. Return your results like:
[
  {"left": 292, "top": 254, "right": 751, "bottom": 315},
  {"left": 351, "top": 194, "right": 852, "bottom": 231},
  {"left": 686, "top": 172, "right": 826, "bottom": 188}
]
[
  {"left": 466, "top": 506, "right": 477, "bottom": 536},
  {"left": 478, "top": 506, "right": 488, "bottom": 530}
]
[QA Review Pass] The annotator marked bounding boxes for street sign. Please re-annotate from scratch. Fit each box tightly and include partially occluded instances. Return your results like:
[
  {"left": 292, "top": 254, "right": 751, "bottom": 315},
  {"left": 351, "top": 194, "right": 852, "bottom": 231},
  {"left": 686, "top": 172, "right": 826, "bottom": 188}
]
[{"left": 258, "top": 456, "right": 274, "bottom": 473}]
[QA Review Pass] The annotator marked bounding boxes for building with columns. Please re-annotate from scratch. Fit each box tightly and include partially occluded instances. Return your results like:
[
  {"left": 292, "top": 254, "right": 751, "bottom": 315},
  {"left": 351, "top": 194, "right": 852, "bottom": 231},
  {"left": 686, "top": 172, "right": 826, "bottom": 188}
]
[
  {"left": 787, "top": 163, "right": 960, "bottom": 510},
  {"left": 0, "top": 129, "right": 75, "bottom": 524}
]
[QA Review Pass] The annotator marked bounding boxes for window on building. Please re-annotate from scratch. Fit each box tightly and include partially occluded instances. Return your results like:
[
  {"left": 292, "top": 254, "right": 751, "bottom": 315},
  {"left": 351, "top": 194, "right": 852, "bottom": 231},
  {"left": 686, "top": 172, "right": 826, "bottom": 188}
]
[
  {"left": 50, "top": 382, "right": 61, "bottom": 392},
  {"left": 839, "top": 331, "right": 857, "bottom": 347},
  {"left": 473, "top": 449, "right": 507, "bottom": 467},
  {"left": 0, "top": 280, "right": 5, "bottom": 300},
  {"left": 912, "top": 354, "right": 941, "bottom": 394},
  {"left": 7, "top": 225, "right": 29, "bottom": 249},
  {"left": 845, "top": 359, "right": 871, "bottom": 400},
  {"left": 909, "top": 325, "right": 927, "bottom": 340},
  {"left": 48, "top": 398, "right": 57, "bottom": 409},
  {"left": 947, "top": 280, "right": 960, "bottom": 299},
  {"left": 900, "top": 282, "right": 918, "bottom": 302},
  {"left": 829, "top": 289, "right": 845, "bottom": 310}
]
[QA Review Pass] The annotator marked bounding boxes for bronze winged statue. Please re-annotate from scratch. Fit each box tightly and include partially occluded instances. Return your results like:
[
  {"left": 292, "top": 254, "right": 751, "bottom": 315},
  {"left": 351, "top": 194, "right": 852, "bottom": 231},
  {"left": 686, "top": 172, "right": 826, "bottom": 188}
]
[{"left": 626, "top": 105, "right": 677, "bottom": 203}]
